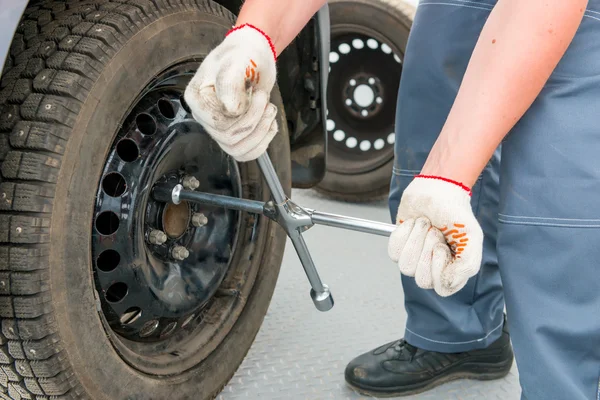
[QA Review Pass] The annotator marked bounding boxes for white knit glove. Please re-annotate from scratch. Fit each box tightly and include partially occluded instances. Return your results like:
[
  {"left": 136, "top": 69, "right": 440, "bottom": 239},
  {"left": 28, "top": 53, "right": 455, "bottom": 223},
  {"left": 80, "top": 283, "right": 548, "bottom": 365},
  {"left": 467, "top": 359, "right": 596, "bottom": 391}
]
[
  {"left": 388, "top": 175, "right": 483, "bottom": 297},
  {"left": 184, "top": 24, "right": 278, "bottom": 162}
]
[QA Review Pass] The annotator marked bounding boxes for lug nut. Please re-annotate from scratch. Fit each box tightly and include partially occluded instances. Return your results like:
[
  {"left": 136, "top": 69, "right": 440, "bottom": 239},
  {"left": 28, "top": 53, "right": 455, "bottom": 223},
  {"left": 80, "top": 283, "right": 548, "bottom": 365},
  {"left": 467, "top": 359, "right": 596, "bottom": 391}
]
[
  {"left": 148, "top": 230, "right": 167, "bottom": 245},
  {"left": 182, "top": 175, "right": 200, "bottom": 190},
  {"left": 171, "top": 246, "right": 190, "bottom": 261},
  {"left": 191, "top": 213, "right": 208, "bottom": 227}
]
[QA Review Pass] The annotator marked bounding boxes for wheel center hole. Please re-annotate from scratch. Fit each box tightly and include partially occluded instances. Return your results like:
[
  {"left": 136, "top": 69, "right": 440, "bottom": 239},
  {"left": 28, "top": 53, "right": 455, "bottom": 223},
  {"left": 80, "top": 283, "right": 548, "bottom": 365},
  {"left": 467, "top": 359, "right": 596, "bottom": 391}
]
[
  {"left": 353, "top": 84, "right": 375, "bottom": 108},
  {"left": 162, "top": 201, "right": 191, "bottom": 238}
]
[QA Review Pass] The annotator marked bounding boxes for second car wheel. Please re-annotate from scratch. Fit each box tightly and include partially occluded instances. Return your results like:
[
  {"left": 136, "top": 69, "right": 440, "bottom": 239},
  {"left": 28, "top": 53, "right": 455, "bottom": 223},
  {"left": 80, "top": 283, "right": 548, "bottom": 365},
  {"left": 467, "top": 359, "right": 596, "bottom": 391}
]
[
  {"left": 317, "top": 0, "right": 415, "bottom": 202},
  {"left": 0, "top": 1, "right": 290, "bottom": 399}
]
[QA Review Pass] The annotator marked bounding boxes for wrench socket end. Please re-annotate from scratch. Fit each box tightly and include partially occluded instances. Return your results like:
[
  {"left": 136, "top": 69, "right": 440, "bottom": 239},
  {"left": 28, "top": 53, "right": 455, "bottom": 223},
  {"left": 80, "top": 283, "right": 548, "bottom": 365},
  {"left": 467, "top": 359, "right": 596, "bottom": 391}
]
[{"left": 310, "top": 285, "right": 334, "bottom": 312}]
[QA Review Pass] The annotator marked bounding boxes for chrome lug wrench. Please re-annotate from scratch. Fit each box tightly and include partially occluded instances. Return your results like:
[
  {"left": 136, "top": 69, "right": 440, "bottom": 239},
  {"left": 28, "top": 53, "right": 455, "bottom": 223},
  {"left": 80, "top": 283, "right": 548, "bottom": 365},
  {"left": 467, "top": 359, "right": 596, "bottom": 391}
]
[{"left": 153, "top": 153, "right": 396, "bottom": 312}]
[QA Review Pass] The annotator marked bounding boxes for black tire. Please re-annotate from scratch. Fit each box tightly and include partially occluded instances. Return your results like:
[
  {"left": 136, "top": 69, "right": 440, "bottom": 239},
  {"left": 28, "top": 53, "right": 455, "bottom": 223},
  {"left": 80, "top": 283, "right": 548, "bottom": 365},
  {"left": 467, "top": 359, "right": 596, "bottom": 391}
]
[
  {"left": 316, "top": 0, "right": 414, "bottom": 203},
  {"left": 0, "top": 1, "right": 291, "bottom": 399}
]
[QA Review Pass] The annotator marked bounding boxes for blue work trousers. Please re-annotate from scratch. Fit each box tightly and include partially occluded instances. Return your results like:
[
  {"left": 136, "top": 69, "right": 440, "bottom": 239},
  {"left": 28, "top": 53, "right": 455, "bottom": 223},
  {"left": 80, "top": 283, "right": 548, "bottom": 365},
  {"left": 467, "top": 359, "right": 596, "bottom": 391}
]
[{"left": 388, "top": 1, "right": 600, "bottom": 399}]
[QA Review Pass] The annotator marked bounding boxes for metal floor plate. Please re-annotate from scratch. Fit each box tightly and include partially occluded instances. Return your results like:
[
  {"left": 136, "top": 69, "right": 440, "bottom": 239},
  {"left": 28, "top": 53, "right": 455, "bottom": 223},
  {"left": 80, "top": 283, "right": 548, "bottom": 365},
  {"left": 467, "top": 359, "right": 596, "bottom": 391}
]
[{"left": 220, "top": 189, "right": 521, "bottom": 400}]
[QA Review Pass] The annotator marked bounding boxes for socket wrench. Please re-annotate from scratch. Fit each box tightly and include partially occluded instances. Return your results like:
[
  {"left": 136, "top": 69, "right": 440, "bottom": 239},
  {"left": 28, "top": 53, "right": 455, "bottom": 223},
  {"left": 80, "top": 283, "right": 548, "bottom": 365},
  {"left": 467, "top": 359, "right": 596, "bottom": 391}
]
[{"left": 153, "top": 152, "right": 396, "bottom": 312}]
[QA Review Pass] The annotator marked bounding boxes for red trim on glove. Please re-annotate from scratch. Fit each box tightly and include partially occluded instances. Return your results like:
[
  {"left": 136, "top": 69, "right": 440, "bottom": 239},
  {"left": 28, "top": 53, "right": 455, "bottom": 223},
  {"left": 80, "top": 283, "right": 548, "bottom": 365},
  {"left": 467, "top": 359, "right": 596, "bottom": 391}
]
[
  {"left": 415, "top": 175, "right": 472, "bottom": 196},
  {"left": 226, "top": 23, "right": 277, "bottom": 61}
]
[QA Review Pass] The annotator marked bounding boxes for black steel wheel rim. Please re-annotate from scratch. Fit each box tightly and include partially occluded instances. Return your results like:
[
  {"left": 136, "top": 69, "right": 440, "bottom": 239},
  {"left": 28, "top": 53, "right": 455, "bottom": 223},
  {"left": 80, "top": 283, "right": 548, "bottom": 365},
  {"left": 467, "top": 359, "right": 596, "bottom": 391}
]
[
  {"left": 326, "top": 30, "right": 403, "bottom": 175},
  {"left": 91, "top": 61, "right": 259, "bottom": 374}
]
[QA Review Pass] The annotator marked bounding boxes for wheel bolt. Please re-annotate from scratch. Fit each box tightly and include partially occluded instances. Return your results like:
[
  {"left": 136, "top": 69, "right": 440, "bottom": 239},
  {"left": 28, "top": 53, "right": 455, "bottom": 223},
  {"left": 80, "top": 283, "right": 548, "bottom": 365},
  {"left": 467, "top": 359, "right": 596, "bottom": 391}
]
[
  {"left": 171, "top": 246, "right": 190, "bottom": 261},
  {"left": 182, "top": 175, "right": 200, "bottom": 190},
  {"left": 191, "top": 213, "right": 208, "bottom": 228},
  {"left": 148, "top": 229, "right": 167, "bottom": 245}
]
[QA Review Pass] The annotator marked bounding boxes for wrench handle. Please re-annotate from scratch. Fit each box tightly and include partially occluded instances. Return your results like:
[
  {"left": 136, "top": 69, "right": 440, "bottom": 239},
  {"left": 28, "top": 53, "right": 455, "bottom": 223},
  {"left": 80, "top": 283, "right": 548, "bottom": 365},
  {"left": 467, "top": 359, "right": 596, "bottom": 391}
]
[
  {"left": 257, "top": 154, "right": 287, "bottom": 204},
  {"left": 256, "top": 152, "right": 334, "bottom": 312}
]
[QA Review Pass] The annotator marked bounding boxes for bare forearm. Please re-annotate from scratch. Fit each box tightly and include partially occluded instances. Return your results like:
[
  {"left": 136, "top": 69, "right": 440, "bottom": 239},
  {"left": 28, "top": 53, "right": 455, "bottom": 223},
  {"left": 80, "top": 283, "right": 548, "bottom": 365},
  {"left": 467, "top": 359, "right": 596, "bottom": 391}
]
[
  {"left": 235, "top": 0, "right": 328, "bottom": 56},
  {"left": 421, "top": 0, "right": 587, "bottom": 187}
]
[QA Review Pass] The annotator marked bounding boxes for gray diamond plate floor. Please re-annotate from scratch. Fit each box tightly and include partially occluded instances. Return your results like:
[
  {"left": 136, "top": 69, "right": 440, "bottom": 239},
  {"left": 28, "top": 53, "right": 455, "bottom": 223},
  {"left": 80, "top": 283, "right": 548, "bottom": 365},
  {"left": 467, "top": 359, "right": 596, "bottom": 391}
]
[{"left": 220, "top": 189, "right": 520, "bottom": 400}]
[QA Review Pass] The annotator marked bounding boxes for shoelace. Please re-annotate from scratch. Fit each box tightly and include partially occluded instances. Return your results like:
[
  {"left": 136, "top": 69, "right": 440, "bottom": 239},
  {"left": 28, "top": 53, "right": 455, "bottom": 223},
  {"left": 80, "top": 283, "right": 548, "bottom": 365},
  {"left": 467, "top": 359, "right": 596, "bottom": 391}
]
[{"left": 393, "top": 339, "right": 419, "bottom": 361}]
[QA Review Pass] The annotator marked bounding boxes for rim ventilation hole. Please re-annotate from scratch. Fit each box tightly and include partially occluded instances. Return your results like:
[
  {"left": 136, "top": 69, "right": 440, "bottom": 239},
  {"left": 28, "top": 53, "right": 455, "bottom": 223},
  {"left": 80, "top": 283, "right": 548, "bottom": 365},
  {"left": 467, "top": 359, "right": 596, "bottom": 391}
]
[
  {"left": 158, "top": 98, "right": 176, "bottom": 119},
  {"left": 394, "top": 54, "right": 402, "bottom": 63},
  {"left": 97, "top": 249, "right": 120, "bottom": 272},
  {"left": 179, "top": 95, "right": 192, "bottom": 114},
  {"left": 120, "top": 307, "right": 142, "bottom": 325},
  {"left": 376, "top": 97, "right": 383, "bottom": 104},
  {"left": 350, "top": 79, "right": 357, "bottom": 86},
  {"left": 387, "top": 133, "right": 396, "bottom": 144},
  {"left": 96, "top": 211, "right": 120, "bottom": 235},
  {"left": 381, "top": 43, "right": 393, "bottom": 54},
  {"left": 102, "top": 172, "right": 127, "bottom": 197},
  {"left": 160, "top": 322, "right": 177, "bottom": 337},
  {"left": 352, "top": 39, "right": 365, "bottom": 49},
  {"left": 361, "top": 110, "right": 368, "bottom": 117},
  {"left": 346, "top": 137, "right": 358, "bottom": 149},
  {"left": 329, "top": 52, "right": 340, "bottom": 63},
  {"left": 368, "top": 78, "right": 376, "bottom": 85},
  {"left": 105, "top": 282, "right": 128, "bottom": 303},
  {"left": 338, "top": 43, "right": 351, "bottom": 54},
  {"left": 181, "top": 313, "right": 195, "bottom": 328},
  {"left": 139, "top": 320, "right": 159, "bottom": 338},
  {"left": 345, "top": 99, "right": 352, "bottom": 106},
  {"left": 374, "top": 139, "right": 385, "bottom": 150},
  {"left": 367, "top": 39, "right": 379, "bottom": 49},
  {"left": 333, "top": 130, "right": 345, "bottom": 142},
  {"left": 116, "top": 139, "right": 139, "bottom": 162},
  {"left": 326, "top": 119, "right": 335, "bottom": 131},
  {"left": 360, "top": 140, "right": 372, "bottom": 152},
  {"left": 136, "top": 113, "right": 157, "bottom": 135}
]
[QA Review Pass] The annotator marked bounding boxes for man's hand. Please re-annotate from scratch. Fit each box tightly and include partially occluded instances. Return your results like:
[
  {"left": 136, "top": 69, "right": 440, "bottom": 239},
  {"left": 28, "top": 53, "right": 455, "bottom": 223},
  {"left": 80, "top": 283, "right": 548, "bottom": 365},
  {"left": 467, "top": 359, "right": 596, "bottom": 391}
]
[
  {"left": 184, "top": 24, "right": 278, "bottom": 162},
  {"left": 388, "top": 176, "right": 483, "bottom": 297}
]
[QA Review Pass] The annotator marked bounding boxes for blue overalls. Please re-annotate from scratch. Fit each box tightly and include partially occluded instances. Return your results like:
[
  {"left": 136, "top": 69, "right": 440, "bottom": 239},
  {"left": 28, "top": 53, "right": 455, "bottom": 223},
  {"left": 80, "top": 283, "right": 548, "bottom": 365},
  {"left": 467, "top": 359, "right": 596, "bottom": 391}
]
[{"left": 388, "top": 1, "right": 600, "bottom": 399}]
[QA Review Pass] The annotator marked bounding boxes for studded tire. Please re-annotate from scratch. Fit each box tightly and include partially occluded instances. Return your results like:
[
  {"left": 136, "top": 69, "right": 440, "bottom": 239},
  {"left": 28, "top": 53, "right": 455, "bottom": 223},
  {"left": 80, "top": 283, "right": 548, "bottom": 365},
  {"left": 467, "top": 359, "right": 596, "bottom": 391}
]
[
  {"left": 0, "top": 1, "right": 291, "bottom": 399},
  {"left": 316, "top": 0, "right": 414, "bottom": 203}
]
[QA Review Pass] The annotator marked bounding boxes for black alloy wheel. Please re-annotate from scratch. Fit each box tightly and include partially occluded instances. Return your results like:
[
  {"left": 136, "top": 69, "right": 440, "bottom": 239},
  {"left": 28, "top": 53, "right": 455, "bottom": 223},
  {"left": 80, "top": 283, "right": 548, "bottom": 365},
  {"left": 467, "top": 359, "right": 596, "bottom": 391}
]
[
  {"left": 91, "top": 63, "right": 245, "bottom": 354},
  {"left": 317, "top": 0, "right": 414, "bottom": 202}
]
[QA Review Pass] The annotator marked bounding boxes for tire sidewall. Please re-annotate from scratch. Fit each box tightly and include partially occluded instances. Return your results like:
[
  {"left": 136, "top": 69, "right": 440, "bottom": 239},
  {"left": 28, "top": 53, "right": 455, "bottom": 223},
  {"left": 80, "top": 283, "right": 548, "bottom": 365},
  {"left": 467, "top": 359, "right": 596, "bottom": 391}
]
[
  {"left": 50, "top": 10, "right": 289, "bottom": 400},
  {"left": 318, "top": 0, "right": 413, "bottom": 201}
]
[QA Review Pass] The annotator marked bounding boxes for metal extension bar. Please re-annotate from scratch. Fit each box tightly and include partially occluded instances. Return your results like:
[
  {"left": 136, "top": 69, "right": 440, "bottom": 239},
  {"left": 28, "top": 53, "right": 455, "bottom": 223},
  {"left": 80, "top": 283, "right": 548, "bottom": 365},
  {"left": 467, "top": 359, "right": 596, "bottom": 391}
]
[
  {"left": 309, "top": 211, "right": 395, "bottom": 237},
  {"left": 153, "top": 153, "right": 396, "bottom": 312}
]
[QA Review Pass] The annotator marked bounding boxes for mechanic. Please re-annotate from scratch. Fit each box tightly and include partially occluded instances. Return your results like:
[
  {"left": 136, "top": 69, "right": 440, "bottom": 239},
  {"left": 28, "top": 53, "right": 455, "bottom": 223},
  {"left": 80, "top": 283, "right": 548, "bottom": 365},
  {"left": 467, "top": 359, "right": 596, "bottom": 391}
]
[{"left": 184, "top": 0, "right": 598, "bottom": 399}]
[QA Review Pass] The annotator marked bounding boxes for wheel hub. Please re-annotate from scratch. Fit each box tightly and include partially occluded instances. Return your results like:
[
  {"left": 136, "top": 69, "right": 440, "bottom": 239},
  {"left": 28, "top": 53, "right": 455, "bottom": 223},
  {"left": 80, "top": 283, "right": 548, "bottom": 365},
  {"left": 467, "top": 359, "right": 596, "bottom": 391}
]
[
  {"left": 162, "top": 201, "right": 191, "bottom": 239},
  {"left": 343, "top": 74, "right": 384, "bottom": 118},
  {"left": 326, "top": 32, "right": 403, "bottom": 174}
]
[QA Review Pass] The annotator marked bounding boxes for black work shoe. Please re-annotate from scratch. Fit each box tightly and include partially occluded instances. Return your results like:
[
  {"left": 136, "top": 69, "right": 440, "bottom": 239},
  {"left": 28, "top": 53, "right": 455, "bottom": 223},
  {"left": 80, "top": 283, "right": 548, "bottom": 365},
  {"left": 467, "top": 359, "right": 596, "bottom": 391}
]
[{"left": 345, "top": 322, "right": 514, "bottom": 397}]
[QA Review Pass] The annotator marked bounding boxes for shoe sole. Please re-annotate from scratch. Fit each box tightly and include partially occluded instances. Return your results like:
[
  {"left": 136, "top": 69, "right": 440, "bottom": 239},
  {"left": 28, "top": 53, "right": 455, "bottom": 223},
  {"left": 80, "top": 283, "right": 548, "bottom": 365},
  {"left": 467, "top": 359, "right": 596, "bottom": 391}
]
[{"left": 346, "top": 358, "right": 514, "bottom": 398}]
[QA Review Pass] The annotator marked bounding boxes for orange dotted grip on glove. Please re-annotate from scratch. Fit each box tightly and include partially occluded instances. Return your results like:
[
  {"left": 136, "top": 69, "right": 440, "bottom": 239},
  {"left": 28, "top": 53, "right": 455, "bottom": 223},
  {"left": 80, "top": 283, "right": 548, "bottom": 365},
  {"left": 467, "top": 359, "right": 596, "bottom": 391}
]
[
  {"left": 395, "top": 219, "right": 469, "bottom": 259},
  {"left": 226, "top": 23, "right": 278, "bottom": 61},
  {"left": 245, "top": 59, "right": 260, "bottom": 84},
  {"left": 440, "top": 223, "right": 468, "bottom": 258},
  {"left": 410, "top": 175, "right": 472, "bottom": 257},
  {"left": 395, "top": 175, "right": 473, "bottom": 261}
]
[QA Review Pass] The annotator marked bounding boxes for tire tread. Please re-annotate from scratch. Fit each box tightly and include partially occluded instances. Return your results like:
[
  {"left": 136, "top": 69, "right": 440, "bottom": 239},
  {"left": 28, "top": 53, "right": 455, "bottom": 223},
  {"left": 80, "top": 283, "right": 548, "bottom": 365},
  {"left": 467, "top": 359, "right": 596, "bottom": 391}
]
[{"left": 0, "top": 0, "right": 227, "bottom": 398}]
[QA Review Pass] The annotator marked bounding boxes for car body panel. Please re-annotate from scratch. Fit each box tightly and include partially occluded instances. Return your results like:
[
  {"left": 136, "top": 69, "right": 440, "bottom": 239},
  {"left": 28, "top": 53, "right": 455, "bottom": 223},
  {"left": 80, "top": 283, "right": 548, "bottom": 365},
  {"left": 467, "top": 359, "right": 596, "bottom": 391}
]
[
  {"left": 0, "top": 0, "right": 329, "bottom": 187},
  {"left": 282, "top": 5, "right": 330, "bottom": 188},
  {"left": 0, "top": 0, "right": 29, "bottom": 71}
]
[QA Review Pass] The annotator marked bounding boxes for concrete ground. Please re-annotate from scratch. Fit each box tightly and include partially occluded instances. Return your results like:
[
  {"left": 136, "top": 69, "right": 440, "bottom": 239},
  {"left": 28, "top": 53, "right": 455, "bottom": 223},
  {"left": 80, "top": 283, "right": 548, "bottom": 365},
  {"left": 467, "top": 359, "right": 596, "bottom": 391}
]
[{"left": 220, "top": 189, "right": 521, "bottom": 399}]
